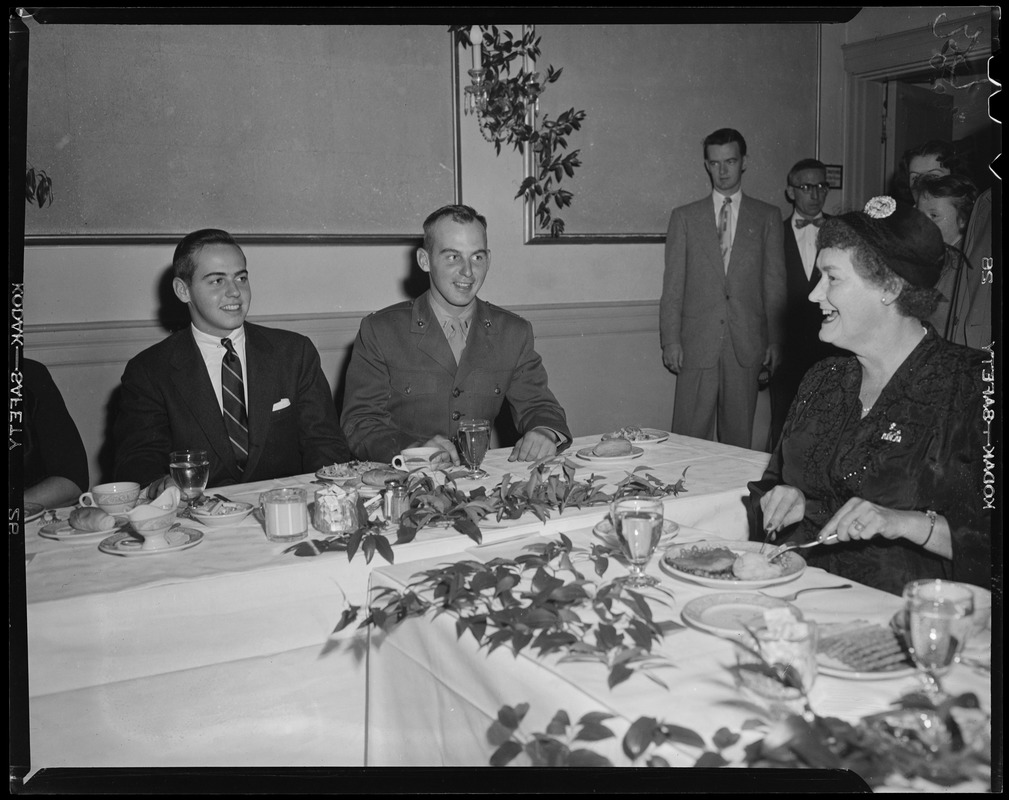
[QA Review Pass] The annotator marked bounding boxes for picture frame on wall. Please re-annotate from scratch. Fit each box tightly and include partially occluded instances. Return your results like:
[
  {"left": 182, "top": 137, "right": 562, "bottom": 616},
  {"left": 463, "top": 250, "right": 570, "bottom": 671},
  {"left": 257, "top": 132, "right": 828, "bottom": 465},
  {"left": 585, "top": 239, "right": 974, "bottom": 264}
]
[{"left": 825, "top": 164, "right": 843, "bottom": 190}]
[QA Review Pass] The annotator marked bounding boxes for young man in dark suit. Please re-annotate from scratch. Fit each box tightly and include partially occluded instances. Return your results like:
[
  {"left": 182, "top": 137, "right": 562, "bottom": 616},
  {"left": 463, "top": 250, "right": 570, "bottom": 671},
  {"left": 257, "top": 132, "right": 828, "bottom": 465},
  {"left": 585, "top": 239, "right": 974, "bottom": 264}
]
[
  {"left": 114, "top": 229, "right": 351, "bottom": 491},
  {"left": 660, "top": 128, "right": 787, "bottom": 449},
  {"left": 768, "top": 158, "right": 842, "bottom": 450},
  {"left": 341, "top": 204, "right": 570, "bottom": 465}
]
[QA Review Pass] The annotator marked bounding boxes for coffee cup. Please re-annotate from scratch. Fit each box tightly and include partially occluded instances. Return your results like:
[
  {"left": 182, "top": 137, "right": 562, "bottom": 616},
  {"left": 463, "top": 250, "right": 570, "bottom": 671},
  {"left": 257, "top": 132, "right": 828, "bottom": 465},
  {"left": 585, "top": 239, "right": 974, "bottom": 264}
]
[
  {"left": 79, "top": 482, "right": 141, "bottom": 514},
  {"left": 391, "top": 447, "right": 442, "bottom": 471}
]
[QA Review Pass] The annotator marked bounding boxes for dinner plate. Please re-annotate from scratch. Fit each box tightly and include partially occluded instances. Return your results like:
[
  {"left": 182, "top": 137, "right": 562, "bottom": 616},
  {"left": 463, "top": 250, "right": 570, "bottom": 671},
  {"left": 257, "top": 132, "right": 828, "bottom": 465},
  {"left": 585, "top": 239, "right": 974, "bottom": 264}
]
[
  {"left": 24, "top": 502, "right": 46, "bottom": 523},
  {"left": 660, "top": 540, "right": 805, "bottom": 589},
  {"left": 315, "top": 461, "right": 388, "bottom": 483},
  {"left": 816, "top": 658, "right": 917, "bottom": 681},
  {"left": 575, "top": 446, "right": 644, "bottom": 462},
  {"left": 40, "top": 519, "right": 123, "bottom": 541},
  {"left": 98, "top": 527, "right": 203, "bottom": 556},
  {"left": 681, "top": 592, "right": 802, "bottom": 637},
  {"left": 631, "top": 428, "right": 670, "bottom": 445},
  {"left": 190, "top": 501, "right": 255, "bottom": 527},
  {"left": 592, "top": 517, "right": 679, "bottom": 549}
]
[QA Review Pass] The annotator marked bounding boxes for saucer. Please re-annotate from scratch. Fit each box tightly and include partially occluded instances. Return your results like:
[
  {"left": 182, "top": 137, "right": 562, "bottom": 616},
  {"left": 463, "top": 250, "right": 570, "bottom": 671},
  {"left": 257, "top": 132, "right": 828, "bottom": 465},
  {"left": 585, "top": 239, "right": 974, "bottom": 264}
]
[
  {"left": 40, "top": 520, "right": 122, "bottom": 542},
  {"left": 99, "top": 527, "right": 204, "bottom": 556}
]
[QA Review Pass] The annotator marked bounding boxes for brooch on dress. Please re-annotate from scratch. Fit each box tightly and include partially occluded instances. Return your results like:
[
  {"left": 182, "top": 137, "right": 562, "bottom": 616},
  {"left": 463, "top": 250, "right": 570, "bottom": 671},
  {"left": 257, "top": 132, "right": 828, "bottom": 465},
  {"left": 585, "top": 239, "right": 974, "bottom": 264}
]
[{"left": 880, "top": 422, "right": 902, "bottom": 443}]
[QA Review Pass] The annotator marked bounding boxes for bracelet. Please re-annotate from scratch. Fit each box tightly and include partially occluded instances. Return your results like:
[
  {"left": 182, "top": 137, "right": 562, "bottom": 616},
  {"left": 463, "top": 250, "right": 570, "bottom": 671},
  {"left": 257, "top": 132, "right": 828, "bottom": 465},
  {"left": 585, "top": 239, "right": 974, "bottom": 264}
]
[{"left": 922, "top": 509, "right": 937, "bottom": 548}]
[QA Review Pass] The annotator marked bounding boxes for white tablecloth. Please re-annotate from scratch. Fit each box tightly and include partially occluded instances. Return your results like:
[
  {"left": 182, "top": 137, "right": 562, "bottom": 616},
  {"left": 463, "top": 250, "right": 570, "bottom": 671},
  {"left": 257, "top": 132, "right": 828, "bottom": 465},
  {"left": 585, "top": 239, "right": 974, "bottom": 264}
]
[
  {"left": 20, "top": 434, "right": 770, "bottom": 775},
  {"left": 364, "top": 525, "right": 992, "bottom": 783}
]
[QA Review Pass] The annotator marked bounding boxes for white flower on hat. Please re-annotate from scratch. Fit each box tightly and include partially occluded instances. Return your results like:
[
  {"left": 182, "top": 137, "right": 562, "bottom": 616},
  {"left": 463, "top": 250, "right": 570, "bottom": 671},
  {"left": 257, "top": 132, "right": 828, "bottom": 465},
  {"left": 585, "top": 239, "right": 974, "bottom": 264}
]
[{"left": 864, "top": 196, "right": 897, "bottom": 219}]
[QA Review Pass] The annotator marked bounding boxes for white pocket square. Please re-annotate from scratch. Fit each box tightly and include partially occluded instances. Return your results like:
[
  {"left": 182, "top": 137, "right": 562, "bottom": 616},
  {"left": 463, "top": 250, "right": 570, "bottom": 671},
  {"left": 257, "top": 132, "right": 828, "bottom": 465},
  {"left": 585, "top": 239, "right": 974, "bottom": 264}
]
[{"left": 272, "top": 398, "right": 291, "bottom": 411}]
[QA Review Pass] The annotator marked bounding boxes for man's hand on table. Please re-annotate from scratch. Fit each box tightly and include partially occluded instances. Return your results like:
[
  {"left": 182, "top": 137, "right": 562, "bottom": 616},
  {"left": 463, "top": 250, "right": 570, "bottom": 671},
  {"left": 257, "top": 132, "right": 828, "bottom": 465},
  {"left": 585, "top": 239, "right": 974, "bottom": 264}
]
[
  {"left": 508, "top": 428, "right": 558, "bottom": 462},
  {"left": 422, "top": 434, "right": 461, "bottom": 466}
]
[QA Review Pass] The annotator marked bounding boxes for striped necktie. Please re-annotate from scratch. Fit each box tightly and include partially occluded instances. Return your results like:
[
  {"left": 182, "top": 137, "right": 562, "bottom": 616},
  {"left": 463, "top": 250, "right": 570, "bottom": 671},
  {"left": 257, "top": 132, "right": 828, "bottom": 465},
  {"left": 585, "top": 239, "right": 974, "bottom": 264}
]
[
  {"left": 719, "top": 196, "right": 732, "bottom": 271},
  {"left": 221, "top": 338, "right": 249, "bottom": 471}
]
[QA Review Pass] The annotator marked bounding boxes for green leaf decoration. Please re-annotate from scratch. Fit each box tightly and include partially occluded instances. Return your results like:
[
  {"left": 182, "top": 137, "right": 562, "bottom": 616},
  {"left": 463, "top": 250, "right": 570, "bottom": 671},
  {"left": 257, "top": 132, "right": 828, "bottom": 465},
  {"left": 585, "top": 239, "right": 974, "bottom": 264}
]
[{"left": 490, "top": 740, "right": 523, "bottom": 767}]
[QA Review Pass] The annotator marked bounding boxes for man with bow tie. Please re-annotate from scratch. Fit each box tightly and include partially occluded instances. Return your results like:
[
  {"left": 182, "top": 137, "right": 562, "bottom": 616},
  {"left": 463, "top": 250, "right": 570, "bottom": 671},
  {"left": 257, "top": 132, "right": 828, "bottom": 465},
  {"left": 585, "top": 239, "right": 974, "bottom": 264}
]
[{"left": 768, "top": 158, "right": 844, "bottom": 449}]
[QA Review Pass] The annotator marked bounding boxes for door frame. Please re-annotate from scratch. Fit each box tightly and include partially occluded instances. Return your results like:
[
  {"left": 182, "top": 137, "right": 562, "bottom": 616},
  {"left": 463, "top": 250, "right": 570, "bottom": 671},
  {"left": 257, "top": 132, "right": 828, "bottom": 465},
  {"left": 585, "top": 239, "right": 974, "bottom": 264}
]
[{"left": 841, "top": 11, "right": 994, "bottom": 210}]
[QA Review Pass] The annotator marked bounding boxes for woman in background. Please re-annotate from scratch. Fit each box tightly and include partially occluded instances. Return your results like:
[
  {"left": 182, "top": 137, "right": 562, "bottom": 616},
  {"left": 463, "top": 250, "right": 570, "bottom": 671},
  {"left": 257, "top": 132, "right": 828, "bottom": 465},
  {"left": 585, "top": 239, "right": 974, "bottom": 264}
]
[
  {"left": 915, "top": 173, "right": 980, "bottom": 344},
  {"left": 749, "top": 198, "right": 988, "bottom": 595},
  {"left": 895, "top": 139, "right": 966, "bottom": 205},
  {"left": 24, "top": 358, "right": 89, "bottom": 508}
]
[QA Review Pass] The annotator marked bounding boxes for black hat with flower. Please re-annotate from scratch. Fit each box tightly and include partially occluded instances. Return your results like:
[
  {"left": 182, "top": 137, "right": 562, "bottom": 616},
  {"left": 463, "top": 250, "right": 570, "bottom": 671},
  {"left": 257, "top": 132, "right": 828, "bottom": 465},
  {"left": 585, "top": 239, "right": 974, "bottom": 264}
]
[{"left": 830, "top": 196, "right": 946, "bottom": 288}]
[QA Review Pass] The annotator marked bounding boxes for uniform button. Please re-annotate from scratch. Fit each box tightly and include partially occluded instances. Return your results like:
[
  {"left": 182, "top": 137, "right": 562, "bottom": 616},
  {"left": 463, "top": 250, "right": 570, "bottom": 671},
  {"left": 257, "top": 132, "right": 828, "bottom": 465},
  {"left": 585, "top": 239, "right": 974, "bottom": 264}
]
[
  {"left": 494, "top": 386, "right": 501, "bottom": 395},
  {"left": 452, "top": 388, "right": 462, "bottom": 398},
  {"left": 451, "top": 411, "right": 462, "bottom": 421}
]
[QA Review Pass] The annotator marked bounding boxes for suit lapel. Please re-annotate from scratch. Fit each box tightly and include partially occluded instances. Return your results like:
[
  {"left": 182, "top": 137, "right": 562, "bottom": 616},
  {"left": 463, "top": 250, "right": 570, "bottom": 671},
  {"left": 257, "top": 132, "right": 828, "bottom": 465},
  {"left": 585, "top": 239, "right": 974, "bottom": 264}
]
[
  {"left": 727, "top": 195, "right": 759, "bottom": 273},
  {"left": 694, "top": 200, "right": 726, "bottom": 278},
  {"left": 168, "top": 331, "right": 242, "bottom": 482},
  {"left": 243, "top": 324, "right": 276, "bottom": 480},
  {"left": 413, "top": 293, "right": 460, "bottom": 376}
]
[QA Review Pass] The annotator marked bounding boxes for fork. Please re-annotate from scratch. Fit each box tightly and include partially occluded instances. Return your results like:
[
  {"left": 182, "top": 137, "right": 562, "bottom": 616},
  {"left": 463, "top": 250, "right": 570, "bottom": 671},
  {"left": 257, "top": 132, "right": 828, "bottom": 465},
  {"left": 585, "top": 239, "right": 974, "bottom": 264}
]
[
  {"left": 767, "top": 533, "right": 838, "bottom": 561},
  {"left": 759, "top": 583, "right": 853, "bottom": 602}
]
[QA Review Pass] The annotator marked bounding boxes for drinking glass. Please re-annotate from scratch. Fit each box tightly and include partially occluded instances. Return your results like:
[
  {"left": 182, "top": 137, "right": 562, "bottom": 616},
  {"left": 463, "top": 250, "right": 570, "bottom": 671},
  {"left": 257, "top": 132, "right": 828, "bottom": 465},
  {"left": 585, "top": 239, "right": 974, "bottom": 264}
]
[
  {"left": 903, "top": 579, "right": 974, "bottom": 696},
  {"left": 260, "top": 487, "right": 308, "bottom": 543},
  {"left": 611, "top": 495, "right": 664, "bottom": 587},
  {"left": 456, "top": 418, "right": 490, "bottom": 479},
  {"left": 169, "top": 449, "right": 210, "bottom": 502}
]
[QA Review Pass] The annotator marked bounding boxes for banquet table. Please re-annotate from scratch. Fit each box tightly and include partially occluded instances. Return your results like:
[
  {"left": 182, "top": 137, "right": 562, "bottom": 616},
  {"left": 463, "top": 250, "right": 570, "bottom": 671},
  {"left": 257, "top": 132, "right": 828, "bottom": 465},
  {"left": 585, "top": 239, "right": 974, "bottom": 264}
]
[
  {"left": 20, "top": 433, "right": 771, "bottom": 776},
  {"left": 364, "top": 523, "right": 993, "bottom": 786}
]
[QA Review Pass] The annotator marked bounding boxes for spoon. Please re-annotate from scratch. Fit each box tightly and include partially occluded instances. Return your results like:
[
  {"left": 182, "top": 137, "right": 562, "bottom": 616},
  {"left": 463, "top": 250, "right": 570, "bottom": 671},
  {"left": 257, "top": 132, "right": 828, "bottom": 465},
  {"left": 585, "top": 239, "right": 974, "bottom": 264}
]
[
  {"left": 759, "top": 583, "right": 853, "bottom": 602},
  {"left": 767, "top": 534, "right": 838, "bottom": 561}
]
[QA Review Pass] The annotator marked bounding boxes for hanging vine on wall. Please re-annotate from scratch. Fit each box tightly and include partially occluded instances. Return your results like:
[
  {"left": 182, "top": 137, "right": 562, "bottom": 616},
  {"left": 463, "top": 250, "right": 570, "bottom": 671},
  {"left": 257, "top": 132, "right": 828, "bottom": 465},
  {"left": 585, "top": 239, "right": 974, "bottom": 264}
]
[
  {"left": 451, "top": 25, "right": 586, "bottom": 237},
  {"left": 26, "top": 162, "right": 54, "bottom": 207}
]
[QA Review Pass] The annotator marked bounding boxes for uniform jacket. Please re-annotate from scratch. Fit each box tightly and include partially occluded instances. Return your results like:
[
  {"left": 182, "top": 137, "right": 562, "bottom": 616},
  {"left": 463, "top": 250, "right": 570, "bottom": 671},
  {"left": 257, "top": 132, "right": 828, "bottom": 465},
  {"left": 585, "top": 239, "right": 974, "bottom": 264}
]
[
  {"left": 114, "top": 322, "right": 351, "bottom": 487},
  {"left": 341, "top": 291, "right": 570, "bottom": 463},
  {"left": 660, "top": 194, "right": 787, "bottom": 369}
]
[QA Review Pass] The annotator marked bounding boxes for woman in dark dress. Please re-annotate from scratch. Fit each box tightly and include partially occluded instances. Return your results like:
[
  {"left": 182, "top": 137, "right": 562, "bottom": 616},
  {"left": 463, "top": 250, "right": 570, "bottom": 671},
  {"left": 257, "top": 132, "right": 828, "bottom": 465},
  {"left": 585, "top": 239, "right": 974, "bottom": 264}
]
[
  {"left": 749, "top": 197, "right": 989, "bottom": 595},
  {"left": 23, "top": 358, "right": 90, "bottom": 508}
]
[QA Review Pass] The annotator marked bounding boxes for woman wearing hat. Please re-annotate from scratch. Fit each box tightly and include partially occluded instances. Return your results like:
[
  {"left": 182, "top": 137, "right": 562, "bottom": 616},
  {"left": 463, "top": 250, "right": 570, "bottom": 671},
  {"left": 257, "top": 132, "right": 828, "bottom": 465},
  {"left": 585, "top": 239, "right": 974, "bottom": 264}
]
[{"left": 748, "top": 197, "right": 988, "bottom": 595}]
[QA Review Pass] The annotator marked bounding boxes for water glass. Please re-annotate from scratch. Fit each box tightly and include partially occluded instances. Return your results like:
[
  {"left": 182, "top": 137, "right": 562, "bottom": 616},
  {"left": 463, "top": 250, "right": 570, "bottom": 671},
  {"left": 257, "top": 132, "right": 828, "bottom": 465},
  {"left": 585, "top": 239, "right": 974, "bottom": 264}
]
[
  {"left": 456, "top": 418, "right": 490, "bottom": 478},
  {"left": 903, "top": 579, "right": 974, "bottom": 695},
  {"left": 736, "top": 620, "right": 818, "bottom": 718},
  {"left": 260, "top": 487, "right": 308, "bottom": 543},
  {"left": 169, "top": 449, "right": 210, "bottom": 502},
  {"left": 611, "top": 495, "right": 664, "bottom": 587}
]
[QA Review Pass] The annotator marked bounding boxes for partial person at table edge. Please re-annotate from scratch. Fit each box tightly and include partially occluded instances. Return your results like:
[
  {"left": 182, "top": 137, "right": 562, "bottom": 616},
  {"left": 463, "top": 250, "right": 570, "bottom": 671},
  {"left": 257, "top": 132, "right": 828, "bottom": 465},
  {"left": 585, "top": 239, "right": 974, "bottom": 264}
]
[
  {"left": 747, "top": 197, "right": 989, "bottom": 595},
  {"left": 113, "top": 228, "right": 351, "bottom": 493},
  {"left": 23, "top": 358, "right": 90, "bottom": 508},
  {"left": 341, "top": 204, "right": 571, "bottom": 465}
]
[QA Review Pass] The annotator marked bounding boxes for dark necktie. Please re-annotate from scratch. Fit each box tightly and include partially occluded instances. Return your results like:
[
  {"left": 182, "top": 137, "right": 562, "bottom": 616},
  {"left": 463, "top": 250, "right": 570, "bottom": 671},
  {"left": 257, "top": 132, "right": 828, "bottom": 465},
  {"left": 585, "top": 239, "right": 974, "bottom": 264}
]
[
  {"left": 221, "top": 338, "right": 249, "bottom": 471},
  {"left": 719, "top": 197, "right": 732, "bottom": 270},
  {"left": 794, "top": 216, "right": 824, "bottom": 229}
]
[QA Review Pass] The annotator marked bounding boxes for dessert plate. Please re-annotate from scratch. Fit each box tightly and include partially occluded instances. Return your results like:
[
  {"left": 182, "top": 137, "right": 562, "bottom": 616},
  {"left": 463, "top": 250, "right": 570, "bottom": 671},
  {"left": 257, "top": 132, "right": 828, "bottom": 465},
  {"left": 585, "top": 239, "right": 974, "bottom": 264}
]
[
  {"left": 592, "top": 517, "right": 679, "bottom": 549},
  {"left": 39, "top": 520, "right": 122, "bottom": 542},
  {"left": 98, "top": 527, "right": 203, "bottom": 556},
  {"left": 816, "top": 658, "right": 917, "bottom": 681},
  {"left": 576, "top": 446, "right": 644, "bottom": 462},
  {"left": 660, "top": 540, "right": 805, "bottom": 589},
  {"left": 681, "top": 592, "right": 801, "bottom": 637},
  {"left": 25, "top": 503, "right": 46, "bottom": 523}
]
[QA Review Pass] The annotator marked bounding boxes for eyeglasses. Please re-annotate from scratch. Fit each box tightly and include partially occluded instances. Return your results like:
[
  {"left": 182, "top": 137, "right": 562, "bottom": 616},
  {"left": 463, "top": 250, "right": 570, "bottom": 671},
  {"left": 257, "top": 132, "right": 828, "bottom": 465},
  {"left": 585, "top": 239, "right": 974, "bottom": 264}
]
[{"left": 790, "top": 182, "right": 830, "bottom": 193}]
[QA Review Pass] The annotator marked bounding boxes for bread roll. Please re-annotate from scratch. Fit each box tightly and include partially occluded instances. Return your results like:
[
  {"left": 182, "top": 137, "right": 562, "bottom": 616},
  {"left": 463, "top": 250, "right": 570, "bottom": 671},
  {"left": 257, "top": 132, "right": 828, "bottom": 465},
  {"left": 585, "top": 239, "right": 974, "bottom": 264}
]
[
  {"left": 592, "top": 437, "right": 632, "bottom": 457},
  {"left": 69, "top": 507, "right": 117, "bottom": 532},
  {"left": 361, "top": 467, "right": 409, "bottom": 487}
]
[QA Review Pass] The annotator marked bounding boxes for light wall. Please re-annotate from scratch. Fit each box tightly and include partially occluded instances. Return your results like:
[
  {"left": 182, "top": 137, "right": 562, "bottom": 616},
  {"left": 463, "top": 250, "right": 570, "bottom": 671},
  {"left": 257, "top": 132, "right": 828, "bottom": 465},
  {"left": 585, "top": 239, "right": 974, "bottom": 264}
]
[{"left": 27, "top": 11, "right": 987, "bottom": 483}]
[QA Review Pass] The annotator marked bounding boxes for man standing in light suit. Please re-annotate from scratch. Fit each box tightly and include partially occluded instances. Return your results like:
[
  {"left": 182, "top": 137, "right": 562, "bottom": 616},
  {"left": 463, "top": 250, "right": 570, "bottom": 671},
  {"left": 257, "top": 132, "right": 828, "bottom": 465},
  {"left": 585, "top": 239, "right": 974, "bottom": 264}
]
[{"left": 660, "top": 128, "right": 786, "bottom": 449}]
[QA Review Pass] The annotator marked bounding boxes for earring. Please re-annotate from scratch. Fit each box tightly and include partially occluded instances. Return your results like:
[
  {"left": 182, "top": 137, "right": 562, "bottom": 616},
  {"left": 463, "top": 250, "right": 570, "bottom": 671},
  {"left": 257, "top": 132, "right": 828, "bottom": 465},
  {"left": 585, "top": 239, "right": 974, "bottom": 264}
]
[{"left": 881, "top": 296, "right": 891, "bottom": 306}]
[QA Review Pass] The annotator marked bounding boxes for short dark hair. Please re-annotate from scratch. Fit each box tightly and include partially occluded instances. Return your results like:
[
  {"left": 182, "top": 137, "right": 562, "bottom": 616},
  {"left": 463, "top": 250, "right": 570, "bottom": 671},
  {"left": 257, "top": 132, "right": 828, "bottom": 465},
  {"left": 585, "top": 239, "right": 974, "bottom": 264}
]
[
  {"left": 703, "top": 128, "right": 747, "bottom": 158},
  {"left": 817, "top": 216, "right": 940, "bottom": 321},
  {"left": 915, "top": 173, "right": 978, "bottom": 233},
  {"left": 173, "top": 229, "right": 245, "bottom": 283},
  {"left": 787, "top": 158, "right": 827, "bottom": 185},
  {"left": 422, "top": 205, "right": 488, "bottom": 253},
  {"left": 897, "top": 140, "right": 968, "bottom": 202}
]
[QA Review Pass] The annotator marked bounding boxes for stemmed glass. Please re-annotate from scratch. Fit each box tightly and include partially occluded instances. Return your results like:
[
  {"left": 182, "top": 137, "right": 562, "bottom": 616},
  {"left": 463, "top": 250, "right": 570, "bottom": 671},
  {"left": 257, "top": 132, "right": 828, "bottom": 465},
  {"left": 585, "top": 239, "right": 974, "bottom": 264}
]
[
  {"left": 170, "top": 449, "right": 211, "bottom": 503},
  {"left": 611, "top": 495, "right": 664, "bottom": 588},
  {"left": 456, "top": 418, "right": 490, "bottom": 479},
  {"left": 903, "top": 579, "right": 975, "bottom": 697}
]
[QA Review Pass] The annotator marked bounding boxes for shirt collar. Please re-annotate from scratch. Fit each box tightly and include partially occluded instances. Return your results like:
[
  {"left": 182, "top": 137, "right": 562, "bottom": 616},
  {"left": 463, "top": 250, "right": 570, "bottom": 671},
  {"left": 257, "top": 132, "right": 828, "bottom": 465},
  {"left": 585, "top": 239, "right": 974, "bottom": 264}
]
[
  {"left": 191, "top": 323, "right": 245, "bottom": 348},
  {"left": 427, "top": 292, "right": 476, "bottom": 327}
]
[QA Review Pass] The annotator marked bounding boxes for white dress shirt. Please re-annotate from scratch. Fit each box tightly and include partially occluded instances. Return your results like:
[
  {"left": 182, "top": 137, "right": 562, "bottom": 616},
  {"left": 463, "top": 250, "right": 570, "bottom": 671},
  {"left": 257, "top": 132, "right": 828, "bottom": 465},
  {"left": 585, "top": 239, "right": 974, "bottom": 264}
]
[
  {"left": 792, "top": 213, "right": 824, "bottom": 281},
  {"left": 191, "top": 324, "right": 249, "bottom": 412}
]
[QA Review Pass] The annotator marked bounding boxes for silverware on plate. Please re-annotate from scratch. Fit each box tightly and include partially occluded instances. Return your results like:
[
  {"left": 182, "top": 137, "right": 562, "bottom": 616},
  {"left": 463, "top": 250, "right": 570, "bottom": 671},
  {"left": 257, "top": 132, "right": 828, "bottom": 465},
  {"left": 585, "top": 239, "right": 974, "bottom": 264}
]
[
  {"left": 759, "top": 583, "right": 853, "bottom": 602},
  {"left": 767, "top": 533, "right": 838, "bottom": 561}
]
